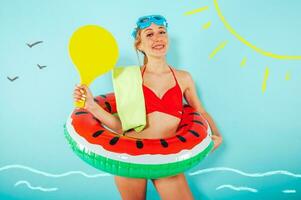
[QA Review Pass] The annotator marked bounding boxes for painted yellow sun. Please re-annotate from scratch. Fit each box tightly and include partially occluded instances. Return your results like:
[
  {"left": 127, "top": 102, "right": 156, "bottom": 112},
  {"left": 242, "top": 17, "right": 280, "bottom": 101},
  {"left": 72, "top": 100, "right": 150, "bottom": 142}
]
[{"left": 184, "top": 0, "right": 300, "bottom": 93}]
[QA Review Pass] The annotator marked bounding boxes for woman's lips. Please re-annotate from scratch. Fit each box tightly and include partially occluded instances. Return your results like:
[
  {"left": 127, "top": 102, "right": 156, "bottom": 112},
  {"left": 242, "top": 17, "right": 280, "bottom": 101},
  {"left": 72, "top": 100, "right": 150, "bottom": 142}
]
[{"left": 152, "top": 44, "right": 165, "bottom": 50}]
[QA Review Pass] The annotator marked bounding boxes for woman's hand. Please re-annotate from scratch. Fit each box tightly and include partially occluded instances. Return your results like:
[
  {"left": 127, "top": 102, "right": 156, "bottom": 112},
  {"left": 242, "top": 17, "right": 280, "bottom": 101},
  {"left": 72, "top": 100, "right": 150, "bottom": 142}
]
[
  {"left": 73, "top": 84, "right": 96, "bottom": 112},
  {"left": 211, "top": 134, "right": 223, "bottom": 153}
]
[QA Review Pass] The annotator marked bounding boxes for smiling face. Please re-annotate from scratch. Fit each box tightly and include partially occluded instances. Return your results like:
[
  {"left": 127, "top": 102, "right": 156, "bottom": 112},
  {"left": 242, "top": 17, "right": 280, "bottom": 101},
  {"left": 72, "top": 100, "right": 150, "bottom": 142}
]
[{"left": 136, "top": 23, "right": 169, "bottom": 58}]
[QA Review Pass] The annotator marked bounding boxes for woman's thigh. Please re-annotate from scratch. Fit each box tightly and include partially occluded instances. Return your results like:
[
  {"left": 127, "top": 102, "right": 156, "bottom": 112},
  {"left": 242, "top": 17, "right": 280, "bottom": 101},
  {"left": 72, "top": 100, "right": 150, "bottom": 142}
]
[
  {"left": 114, "top": 176, "right": 147, "bottom": 200},
  {"left": 151, "top": 173, "right": 194, "bottom": 200}
]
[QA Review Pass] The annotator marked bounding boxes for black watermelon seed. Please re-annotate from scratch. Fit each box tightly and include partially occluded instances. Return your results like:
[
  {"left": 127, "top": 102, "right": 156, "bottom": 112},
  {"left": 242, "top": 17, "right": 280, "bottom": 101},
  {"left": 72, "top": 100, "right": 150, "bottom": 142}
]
[
  {"left": 184, "top": 104, "right": 191, "bottom": 108},
  {"left": 176, "top": 135, "right": 186, "bottom": 142},
  {"left": 109, "top": 136, "right": 120, "bottom": 145},
  {"left": 192, "top": 120, "right": 204, "bottom": 126},
  {"left": 160, "top": 139, "right": 168, "bottom": 148},
  {"left": 176, "top": 124, "right": 188, "bottom": 131},
  {"left": 93, "top": 98, "right": 99, "bottom": 103},
  {"left": 75, "top": 111, "right": 88, "bottom": 115},
  {"left": 189, "top": 112, "right": 200, "bottom": 116},
  {"left": 100, "top": 94, "right": 107, "bottom": 98},
  {"left": 92, "top": 117, "right": 101, "bottom": 124},
  {"left": 105, "top": 101, "right": 112, "bottom": 113},
  {"left": 92, "top": 130, "right": 105, "bottom": 138},
  {"left": 188, "top": 130, "right": 200, "bottom": 137},
  {"left": 136, "top": 140, "right": 144, "bottom": 149}
]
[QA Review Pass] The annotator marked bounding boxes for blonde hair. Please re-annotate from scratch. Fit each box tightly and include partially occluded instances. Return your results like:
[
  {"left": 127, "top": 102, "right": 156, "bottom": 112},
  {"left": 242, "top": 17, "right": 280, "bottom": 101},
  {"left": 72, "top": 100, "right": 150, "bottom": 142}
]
[{"left": 134, "top": 29, "right": 148, "bottom": 66}]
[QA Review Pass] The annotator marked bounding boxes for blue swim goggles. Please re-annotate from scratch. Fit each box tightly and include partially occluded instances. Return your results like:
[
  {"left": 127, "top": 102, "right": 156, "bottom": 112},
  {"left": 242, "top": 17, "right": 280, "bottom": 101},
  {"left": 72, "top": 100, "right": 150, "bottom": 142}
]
[{"left": 132, "top": 15, "right": 168, "bottom": 38}]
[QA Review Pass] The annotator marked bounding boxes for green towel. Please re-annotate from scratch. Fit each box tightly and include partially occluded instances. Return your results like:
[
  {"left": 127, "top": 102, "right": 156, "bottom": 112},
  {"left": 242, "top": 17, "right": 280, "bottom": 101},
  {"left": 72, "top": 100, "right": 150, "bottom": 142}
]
[{"left": 112, "top": 66, "right": 146, "bottom": 133}]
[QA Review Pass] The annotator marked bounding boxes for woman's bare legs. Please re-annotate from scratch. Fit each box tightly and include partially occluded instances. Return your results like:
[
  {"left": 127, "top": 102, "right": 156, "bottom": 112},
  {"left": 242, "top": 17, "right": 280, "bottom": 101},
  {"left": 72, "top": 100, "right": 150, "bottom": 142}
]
[
  {"left": 114, "top": 176, "right": 147, "bottom": 200},
  {"left": 152, "top": 173, "right": 194, "bottom": 200}
]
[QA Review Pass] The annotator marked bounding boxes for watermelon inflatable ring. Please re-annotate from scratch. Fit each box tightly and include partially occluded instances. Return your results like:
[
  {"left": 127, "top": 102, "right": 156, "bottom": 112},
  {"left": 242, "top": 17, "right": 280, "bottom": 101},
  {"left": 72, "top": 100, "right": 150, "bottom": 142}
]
[{"left": 64, "top": 93, "right": 214, "bottom": 179}]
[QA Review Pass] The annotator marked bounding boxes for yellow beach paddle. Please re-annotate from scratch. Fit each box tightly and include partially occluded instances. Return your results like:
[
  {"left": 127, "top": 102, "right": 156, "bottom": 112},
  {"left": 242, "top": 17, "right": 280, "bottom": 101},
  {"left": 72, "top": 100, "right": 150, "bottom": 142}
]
[{"left": 69, "top": 25, "right": 119, "bottom": 108}]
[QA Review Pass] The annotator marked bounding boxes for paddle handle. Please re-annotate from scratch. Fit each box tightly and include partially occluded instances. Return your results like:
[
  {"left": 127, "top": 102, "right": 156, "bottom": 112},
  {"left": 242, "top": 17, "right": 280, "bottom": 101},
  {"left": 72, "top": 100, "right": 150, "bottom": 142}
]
[
  {"left": 74, "top": 99, "right": 85, "bottom": 108},
  {"left": 74, "top": 82, "right": 86, "bottom": 108}
]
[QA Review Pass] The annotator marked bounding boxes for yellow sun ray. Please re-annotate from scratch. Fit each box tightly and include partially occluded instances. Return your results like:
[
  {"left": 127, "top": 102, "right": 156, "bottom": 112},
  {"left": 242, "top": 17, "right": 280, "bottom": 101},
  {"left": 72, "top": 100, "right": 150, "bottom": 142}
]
[
  {"left": 202, "top": 21, "right": 212, "bottom": 29},
  {"left": 240, "top": 57, "right": 247, "bottom": 67},
  {"left": 209, "top": 40, "right": 228, "bottom": 59},
  {"left": 214, "top": 0, "right": 301, "bottom": 60},
  {"left": 184, "top": 6, "right": 209, "bottom": 16},
  {"left": 285, "top": 71, "right": 291, "bottom": 80},
  {"left": 262, "top": 67, "right": 269, "bottom": 93}
]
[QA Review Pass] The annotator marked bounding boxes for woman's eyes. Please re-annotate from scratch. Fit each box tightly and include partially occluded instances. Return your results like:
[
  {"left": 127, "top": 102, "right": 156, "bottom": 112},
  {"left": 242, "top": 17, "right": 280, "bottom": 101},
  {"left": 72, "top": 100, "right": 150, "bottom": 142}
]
[
  {"left": 146, "top": 33, "right": 153, "bottom": 37},
  {"left": 146, "top": 31, "right": 166, "bottom": 37}
]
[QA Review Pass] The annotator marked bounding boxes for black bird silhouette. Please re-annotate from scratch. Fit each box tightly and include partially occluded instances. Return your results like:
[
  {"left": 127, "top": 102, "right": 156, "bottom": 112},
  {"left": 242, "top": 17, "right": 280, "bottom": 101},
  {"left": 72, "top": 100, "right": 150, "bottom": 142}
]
[
  {"left": 7, "top": 76, "right": 19, "bottom": 82},
  {"left": 37, "top": 64, "right": 47, "bottom": 69},
  {"left": 26, "top": 41, "right": 43, "bottom": 48}
]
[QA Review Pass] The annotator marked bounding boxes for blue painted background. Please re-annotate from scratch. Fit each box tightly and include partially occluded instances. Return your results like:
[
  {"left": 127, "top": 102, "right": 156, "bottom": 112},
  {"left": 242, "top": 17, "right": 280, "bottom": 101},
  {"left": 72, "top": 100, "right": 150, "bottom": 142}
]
[{"left": 1, "top": 0, "right": 301, "bottom": 199}]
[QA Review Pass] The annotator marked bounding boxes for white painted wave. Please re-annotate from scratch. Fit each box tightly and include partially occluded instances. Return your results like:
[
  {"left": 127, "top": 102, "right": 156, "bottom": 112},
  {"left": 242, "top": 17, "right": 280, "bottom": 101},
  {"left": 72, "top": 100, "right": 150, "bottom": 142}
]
[
  {"left": 189, "top": 167, "right": 301, "bottom": 178},
  {"left": 14, "top": 180, "right": 58, "bottom": 192},
  {"left": 0, "top": 164, "right": 111, "bottom": 178},
  {"left": 282, "top": 189, "right": 296, "bottom": 193},
  {"left": 216, "top": 184, "right": 258, "bottom": 193},
  {"left": 1, "top": 164, "right": 301, "bottom": 180}
]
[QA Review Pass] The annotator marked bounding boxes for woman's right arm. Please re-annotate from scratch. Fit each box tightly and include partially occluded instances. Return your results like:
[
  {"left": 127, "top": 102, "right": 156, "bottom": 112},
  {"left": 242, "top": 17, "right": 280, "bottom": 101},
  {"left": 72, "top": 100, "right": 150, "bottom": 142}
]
[
  {"left": 73, "top": 84, "right": 123, "bottom": 134},
  {"left": 88, "top": 103, "right": 123, "bottom": 134}
]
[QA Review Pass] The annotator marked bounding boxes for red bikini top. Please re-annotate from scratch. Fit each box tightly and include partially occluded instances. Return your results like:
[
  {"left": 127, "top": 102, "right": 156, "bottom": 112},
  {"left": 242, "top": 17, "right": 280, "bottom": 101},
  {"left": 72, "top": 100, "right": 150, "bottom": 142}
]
[{"left": 141, "top": 65, "right": 183, "bottom": 119}]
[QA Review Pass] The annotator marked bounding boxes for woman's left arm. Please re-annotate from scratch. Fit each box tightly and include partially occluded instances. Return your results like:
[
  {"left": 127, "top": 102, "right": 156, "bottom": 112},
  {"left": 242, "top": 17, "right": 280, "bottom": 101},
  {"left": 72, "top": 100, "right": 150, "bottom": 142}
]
[{"left": 182, "top": 71, "right": 223, "bottom": 152}]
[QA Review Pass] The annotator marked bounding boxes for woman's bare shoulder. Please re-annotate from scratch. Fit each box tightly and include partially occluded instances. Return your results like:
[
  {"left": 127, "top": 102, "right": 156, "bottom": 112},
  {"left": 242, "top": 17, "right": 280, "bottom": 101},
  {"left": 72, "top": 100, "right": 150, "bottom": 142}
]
[
  {"left": 171, "top": 67, "right": 193, "bottom": 91},
  {"left": 172, "top": 67, "right": 191, "bottom": 81}
]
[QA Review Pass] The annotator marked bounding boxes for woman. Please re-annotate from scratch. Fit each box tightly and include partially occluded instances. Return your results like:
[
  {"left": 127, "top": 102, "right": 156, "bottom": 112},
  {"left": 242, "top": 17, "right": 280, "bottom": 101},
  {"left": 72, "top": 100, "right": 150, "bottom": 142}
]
[{"left": 73, "top": 15, "right": 222, "bottom": 200}]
